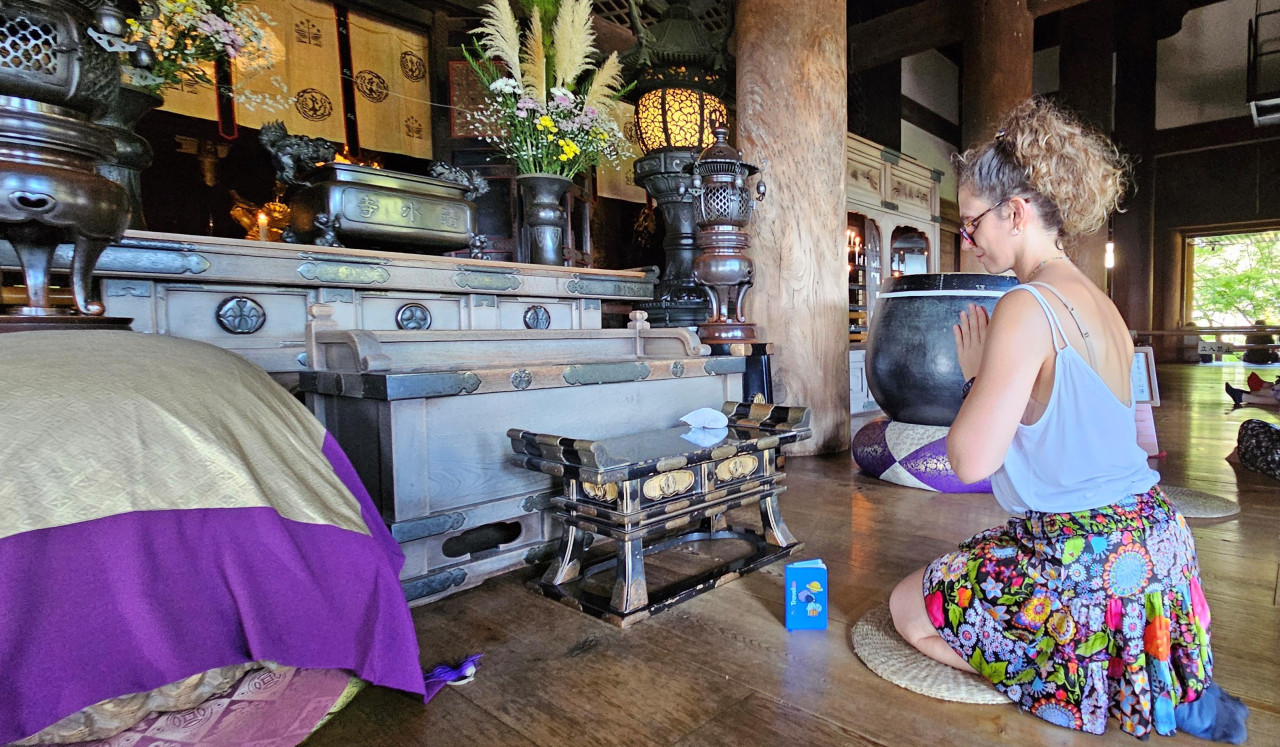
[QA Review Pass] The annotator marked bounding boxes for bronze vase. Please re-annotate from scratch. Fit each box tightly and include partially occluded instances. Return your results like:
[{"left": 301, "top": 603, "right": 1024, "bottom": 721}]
[
  {"left": 93, "top": 83, "right": 163, "bottom": 231},
  {"left": 517, "top": 173, "right": 572, "bottom": 266}
]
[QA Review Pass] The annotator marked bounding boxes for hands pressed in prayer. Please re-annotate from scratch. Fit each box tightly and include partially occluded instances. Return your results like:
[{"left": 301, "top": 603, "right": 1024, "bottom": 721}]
[{"left": 953, "top": 302, "right": 988, "bottom": 381}]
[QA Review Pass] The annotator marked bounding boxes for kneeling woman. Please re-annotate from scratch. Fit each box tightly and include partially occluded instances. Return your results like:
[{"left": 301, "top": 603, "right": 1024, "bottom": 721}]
[{"left": 889, "top": 100, "right": 1236, "bottom": 740}]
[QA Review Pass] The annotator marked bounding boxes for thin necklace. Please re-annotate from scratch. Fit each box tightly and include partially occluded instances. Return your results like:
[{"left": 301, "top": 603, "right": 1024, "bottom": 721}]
[{"left": 1025, "top": 255, "right": 1067, "bottom": 282}]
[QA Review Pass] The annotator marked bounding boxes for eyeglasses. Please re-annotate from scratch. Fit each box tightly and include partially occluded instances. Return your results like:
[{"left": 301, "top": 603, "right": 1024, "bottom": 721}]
[{"left": 959, "top": 198, "right": 1010, "bottom": 246}]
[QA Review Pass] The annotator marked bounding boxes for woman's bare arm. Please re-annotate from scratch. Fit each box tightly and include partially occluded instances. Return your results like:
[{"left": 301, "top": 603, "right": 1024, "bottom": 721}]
[{"left": 946, "top": 290, "right": 1055, "bottom": 484}]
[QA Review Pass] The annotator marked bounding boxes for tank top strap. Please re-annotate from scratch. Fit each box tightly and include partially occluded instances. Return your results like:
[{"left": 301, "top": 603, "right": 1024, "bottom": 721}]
[
  {"left": 1010, "top": 284, "right": 1068, "bottom": 351},
  {"left": 1027, "top": 281, "right": 1099, "bottom": 367}
]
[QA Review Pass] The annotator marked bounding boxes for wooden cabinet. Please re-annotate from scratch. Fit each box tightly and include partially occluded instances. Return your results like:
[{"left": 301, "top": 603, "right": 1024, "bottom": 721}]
[{"left": 845, "top": 133, "right": 942, "bottom": 412}]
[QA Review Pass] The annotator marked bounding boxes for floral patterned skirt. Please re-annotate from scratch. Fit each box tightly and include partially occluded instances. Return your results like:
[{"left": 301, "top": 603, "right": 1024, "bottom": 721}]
[{"left": 923, "top": 486, "right": 1213, "bottom": 738}]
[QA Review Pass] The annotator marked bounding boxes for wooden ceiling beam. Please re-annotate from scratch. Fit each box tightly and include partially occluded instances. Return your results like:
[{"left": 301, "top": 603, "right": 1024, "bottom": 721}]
[
  {"left": 1027, "top": 0, "right": 1092, "bottom": 16},
  {"left": 848, "top": 0, "right": 1091, "bottom": 73},
  {"left": 848, "top": 0, "right": 961, "bottom": 73}
]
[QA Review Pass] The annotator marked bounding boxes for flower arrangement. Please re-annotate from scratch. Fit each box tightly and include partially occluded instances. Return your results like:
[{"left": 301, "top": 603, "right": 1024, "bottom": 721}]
[
  {"left": 125, "top": 0, "right": 288, "bottom": 111},
  {"left": 463, "top": 0, "right": 632, "bottom": 178}
]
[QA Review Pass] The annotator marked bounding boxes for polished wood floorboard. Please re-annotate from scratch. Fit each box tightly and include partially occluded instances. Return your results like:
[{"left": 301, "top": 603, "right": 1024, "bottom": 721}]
[{"left": 308, "top": 364, "right": 1280, "bottom": 746}]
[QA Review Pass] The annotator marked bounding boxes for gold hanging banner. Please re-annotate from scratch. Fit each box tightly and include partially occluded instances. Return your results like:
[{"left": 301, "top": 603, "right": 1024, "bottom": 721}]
[
  {"left": 596, "top": 102, "right": 646, "bottom": 203},
  {"left": 158, "top": 63, "right": 219, "bottom": 121},
  {"left": 348, "top": 11, "right": 433, "bottom": 160},
  {"left": 236, "top": 0, "right": 345, "bottom": 143}
]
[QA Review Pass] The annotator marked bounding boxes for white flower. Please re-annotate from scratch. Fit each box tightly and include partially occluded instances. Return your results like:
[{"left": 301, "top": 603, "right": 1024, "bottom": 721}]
[
  {"left": 489, "top": 78, "right": 521, "bottom": 94},
  {"left": 550, "top": 87, "right": 574, "bottom": 100}
]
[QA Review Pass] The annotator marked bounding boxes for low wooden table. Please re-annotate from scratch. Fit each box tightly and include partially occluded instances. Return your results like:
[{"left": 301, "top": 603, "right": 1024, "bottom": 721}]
[{"left": 509, "top": 402, "right": 810, "bottom": 627}]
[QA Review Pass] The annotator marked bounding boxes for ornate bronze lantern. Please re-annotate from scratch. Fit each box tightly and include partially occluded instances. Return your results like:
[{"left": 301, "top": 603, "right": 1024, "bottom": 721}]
[
  {"left": 622, "top": 0, "right": 732, "bottom": 329},
  {"left": 685, "top": 124, "right": 765, "bottom": 344},
  {"left": 0, "top": 0, "right": 135, "bottom": 329}
]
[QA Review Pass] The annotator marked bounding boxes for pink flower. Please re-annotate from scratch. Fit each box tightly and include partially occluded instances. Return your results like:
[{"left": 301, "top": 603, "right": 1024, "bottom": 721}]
[
  {"left": 925, "top": 591, "right": 944, "bottom": 628},
  {"left": 1106, "top": 598, "right": 1122, "bottom": 630},
  {"left": 1108, "top": 656, "right": 1124, "bottom": 678},
  {"left": 1189, "top": 577, "right": 1211, "bottom": 628}
]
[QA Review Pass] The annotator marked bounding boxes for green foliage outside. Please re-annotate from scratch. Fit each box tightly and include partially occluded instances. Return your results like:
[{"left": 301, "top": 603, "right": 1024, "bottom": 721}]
[
  {"left": 1191, "top": 231, "right": 1280, "bottom": 330},
  {"left": 1189, "top": 232, "right": 1280, "bottom": 360}
]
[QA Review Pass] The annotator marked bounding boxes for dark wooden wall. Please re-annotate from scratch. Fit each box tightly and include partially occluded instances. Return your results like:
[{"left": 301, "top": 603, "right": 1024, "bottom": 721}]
[{"left": 848, "top": 60, "right": 902, "bottom": 151}]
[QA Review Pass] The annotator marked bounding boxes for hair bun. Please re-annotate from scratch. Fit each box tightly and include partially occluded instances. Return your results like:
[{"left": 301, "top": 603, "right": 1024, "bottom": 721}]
[{"left": 956, "top": 98, "right": 1129, "bottom": 245}]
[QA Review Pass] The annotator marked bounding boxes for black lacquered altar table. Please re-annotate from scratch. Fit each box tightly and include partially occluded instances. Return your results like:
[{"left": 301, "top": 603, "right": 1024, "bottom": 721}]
[{"left": 508, "top": 401, "right": 810, "bottom": 627}]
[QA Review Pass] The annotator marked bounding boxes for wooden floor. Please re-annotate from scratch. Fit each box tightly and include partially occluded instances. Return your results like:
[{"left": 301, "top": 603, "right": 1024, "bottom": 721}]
[{"left": 308, "top": 364, "right": 1280, "bottom": 746}]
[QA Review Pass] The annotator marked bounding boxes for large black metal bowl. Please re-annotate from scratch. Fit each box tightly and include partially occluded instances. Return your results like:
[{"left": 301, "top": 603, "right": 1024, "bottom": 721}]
[{"left": 866, "top": 273, "right": 1019, "bottom": 426}]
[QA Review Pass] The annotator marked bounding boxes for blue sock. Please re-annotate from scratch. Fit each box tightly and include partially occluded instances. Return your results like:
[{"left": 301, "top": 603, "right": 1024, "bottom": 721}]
[{"left": 1175, "top": 682, "right": 1249, "bottom": 744}]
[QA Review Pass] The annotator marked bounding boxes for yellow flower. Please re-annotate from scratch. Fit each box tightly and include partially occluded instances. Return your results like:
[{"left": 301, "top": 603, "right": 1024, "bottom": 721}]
[
  {"left": 538, "top": 116, "right": 558, "bottom": 133},
  {"left": 547, "top": 134, "right": 555, "bottom": 142}
]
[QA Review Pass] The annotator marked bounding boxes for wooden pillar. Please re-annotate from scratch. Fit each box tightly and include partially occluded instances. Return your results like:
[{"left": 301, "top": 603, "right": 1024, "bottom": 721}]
[
  {"left": 736, "top": 0, "right": 849, "bottom": 455},
  {"left": 1058, "top": 0, "right": 1114, "bottom": 290},
  {"left": 1111, "top": 0, "right": 1157, "bottom": 330},
  {"left": 961, "top": 0, "right": 1033, "bottom": 149}
]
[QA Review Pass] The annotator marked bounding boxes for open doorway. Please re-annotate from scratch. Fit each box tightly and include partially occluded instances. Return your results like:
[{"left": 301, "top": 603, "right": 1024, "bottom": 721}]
[{"left": 1186, "top": 229, "right": 1280, "bottom": 355}]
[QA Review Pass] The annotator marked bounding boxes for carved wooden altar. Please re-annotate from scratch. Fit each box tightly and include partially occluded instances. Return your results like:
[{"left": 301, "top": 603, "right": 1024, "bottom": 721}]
[{"left": 511, "top": 402, "right": 811, "bottom": 627}]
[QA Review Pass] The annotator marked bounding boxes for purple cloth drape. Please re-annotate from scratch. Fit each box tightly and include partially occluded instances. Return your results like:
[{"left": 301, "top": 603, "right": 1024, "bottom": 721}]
[{"left": 0, "top": 433, "right": 423, "bottom": 744}]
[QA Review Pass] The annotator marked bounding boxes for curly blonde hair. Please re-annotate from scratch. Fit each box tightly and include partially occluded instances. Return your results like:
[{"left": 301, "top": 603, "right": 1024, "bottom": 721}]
[{"left": 955, "top": 98, "right": 1129, "bottom": 246}]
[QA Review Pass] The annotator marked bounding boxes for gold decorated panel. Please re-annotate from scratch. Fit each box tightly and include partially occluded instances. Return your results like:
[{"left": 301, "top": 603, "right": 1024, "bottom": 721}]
[
  {"left": 577, "top": 480, "right": 620, "bottom": 503},
  {"left": 641, "top": 469, "right": 697, "bottom": 501},
  {"left": 711, "top": 453, "right": 762, "bottom": 486}
]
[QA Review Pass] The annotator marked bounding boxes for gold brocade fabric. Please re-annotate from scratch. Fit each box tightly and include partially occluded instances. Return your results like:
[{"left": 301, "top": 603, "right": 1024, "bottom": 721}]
[
  {"left": 237, "top": 0, "right": 346, "bottom": 143},
  {"left": 349, "top": 11, "right": 433, "bottom": 159},
  {"left": 13, "top": 662, "right": 263, "bottom": 744},
  {"left": 0, "top": 331, "right": 368, "bottom": 541},
  {"left": 158, "top": 63, "right": 219, "bottom": 121}
]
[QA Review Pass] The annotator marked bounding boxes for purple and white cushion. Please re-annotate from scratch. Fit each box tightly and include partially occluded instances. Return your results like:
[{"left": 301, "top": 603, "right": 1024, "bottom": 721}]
[{"left": 852, "top": 419, "right": 991, "bottom": 493}]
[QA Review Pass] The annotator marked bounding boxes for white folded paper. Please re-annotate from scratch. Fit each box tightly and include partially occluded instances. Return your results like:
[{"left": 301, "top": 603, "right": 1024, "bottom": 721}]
[
  {"left": 681, "top": 426, "right": 728, "bottom": 448},
  {"left": 679, "top": 407, "right": 729, "bottom": 429}
]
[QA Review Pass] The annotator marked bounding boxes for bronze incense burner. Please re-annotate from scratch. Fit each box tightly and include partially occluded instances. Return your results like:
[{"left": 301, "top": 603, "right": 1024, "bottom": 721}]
[{"left": 685, "top": 125, "right": 766, "bottom": 344}]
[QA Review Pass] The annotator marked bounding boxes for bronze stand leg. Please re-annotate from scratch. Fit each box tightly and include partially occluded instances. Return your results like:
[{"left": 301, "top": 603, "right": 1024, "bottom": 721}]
[
  {"left": 543, "top": 524, "right": 588, "bottom": 586},
  {"left": 610, "top": 536, "right": 649, "bottom": 613},
  {"left": 7, "top": 224, "right": 57, "bottom": 313},
  {"left": 70, "top": 235, "right": 110, "bottom": 315},
  {"left": 759, "top": 492, "right": 798, "bottom": 547}
]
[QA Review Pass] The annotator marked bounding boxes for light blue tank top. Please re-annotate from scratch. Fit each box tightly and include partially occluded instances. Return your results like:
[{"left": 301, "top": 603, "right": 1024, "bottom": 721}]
[{"left": 990, "top": 283, "right": 1160, "bottom": 515}]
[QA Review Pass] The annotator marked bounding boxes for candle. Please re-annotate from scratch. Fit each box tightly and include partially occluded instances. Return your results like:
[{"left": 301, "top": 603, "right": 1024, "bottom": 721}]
[{"left": 257, "top": 211, "right": 269, "bottom": 241}]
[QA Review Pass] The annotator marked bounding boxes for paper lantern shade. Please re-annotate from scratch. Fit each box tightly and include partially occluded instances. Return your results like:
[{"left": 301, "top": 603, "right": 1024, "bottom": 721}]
[{"left": 634, "top": 87, "right": 727, "bottom": 154}]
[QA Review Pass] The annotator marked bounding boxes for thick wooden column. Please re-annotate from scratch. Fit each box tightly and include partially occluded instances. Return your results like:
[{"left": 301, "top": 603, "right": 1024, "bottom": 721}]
[
  {"left": 1111, "top": 0, "right": 1157, "bottom": 330},
  {"left": 1058, "top": 0, "right": 1114, "bottom": 289},
  {"left": 736, "top": 0, "right": 849, "bottom": 455},
  {"left": 961, "top": 0, "right": 1034, "bottom": 149}
]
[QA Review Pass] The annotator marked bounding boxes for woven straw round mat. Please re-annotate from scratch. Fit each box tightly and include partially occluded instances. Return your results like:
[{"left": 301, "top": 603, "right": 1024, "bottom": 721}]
[
  {"left": 850, "top": 604, "right": 1010, "bottom": 705},
  {"left": 1162, "top": 485, "right": 1240, "bottom": 519}
]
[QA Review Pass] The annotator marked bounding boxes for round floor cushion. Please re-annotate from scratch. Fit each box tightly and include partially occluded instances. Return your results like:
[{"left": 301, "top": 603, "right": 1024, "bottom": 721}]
[
  {"left": 852, "top": 419, "right": 991, "bottom": 493},
  {"left": 850, "top": 604, "right": 1010, "bottom": 705},
  {"left": 1160, "top": 485, "right": 1241, "bottom": 519}
]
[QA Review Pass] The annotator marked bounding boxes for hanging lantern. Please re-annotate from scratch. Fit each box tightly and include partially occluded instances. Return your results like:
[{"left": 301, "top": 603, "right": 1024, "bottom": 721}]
[
  {"left": 634, "top": 87, "right": 727, "bottom": 154},
  {"left": 618, "top": 0, "right": 734, "bottom": 328}
]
